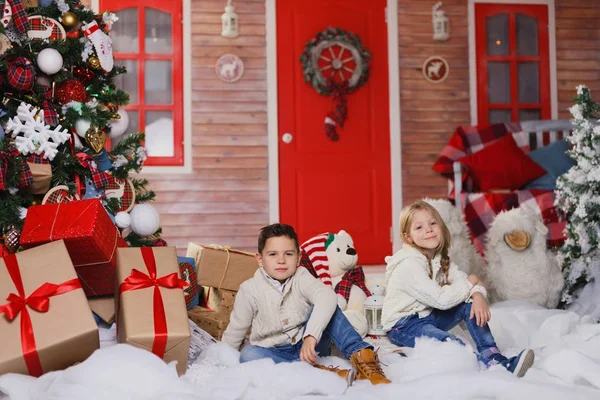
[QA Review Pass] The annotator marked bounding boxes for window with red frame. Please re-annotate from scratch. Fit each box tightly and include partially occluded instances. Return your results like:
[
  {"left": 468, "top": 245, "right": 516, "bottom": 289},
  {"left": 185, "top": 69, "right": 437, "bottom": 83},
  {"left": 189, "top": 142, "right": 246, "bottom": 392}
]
[
  {"left": 475, "top": 3, "right": 551, "bottom": 126},
  {"left": 100, "top": 0, "right": 184, "bottom": 166}
]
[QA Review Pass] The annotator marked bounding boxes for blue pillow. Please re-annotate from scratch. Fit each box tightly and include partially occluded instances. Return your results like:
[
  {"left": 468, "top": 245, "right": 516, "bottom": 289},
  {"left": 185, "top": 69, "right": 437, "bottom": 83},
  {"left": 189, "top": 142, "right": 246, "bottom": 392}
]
[{"left": 524, "top": 140, "right": 576, "bottom": 190}]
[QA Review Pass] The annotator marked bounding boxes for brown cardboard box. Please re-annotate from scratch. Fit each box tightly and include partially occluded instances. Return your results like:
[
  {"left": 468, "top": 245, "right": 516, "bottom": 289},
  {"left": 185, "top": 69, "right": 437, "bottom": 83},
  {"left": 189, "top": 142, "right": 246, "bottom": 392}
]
[
  {"left": 206, "top": 288, "right": 236, "bottom": 313},
  {"left": 191, "top": 244, "right": 259, "bottom": 291},
  {"left": 88, "top": 296, "right": 115, "bottom": 324},
  {"left": 188, "top": 306, "right": 230, "bottom": 341},
  {"left": 116, "top": 247, "right": 191, "bottom": 376},
  {"left": 0, "top": 241, "right": 99, "bottom": 376},
  {"left": 27, "top": 162, "right": 52, "bottom": 195}
]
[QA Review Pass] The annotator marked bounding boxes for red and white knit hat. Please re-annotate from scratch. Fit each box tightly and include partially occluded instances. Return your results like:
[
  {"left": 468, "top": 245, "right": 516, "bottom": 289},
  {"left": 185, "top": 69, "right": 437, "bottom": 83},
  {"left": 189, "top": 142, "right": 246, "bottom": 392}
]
[{"left": 300, "top": 233, "right": 335, "bottom": 287}]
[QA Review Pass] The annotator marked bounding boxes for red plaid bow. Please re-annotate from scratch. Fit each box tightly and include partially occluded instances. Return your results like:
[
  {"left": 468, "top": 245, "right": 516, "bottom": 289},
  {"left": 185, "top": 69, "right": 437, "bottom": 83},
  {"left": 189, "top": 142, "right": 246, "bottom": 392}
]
[
  {"left": 1, "top": 147, "right": 32, "bottom": 189},
  {"left": 41, "top": 86, "right": 59, "bottom": 126},
  {"left": 334, "top": 266, "right": 371, "bottom": 301},
  {"left": 75, "top": 152, "right": 114, "bottom": 189}
]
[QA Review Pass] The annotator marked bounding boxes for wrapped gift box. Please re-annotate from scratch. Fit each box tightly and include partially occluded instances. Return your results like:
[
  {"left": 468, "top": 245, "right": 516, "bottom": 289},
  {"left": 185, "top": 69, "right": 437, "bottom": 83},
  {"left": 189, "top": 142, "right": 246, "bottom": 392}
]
[
  {"left": 88, "top": 295, "right": 115, "bottom": 324},
  {"left": 0, "top": 241, "right": 99, "bottom": 376},
  {"left": 116, "top": 247, "right": 190, "bottom": 376},
  {"left": 186, "top": 243, "right": 259, "bottom": 291},
  {"left": 20, "top": 199, "right": 128, "bottom": 296},
  {"left": 187, "top": 306, "right": 230, "bottom": 341},
  {"left": 206, "top": 288, "right": 236, "bottom": 313}
]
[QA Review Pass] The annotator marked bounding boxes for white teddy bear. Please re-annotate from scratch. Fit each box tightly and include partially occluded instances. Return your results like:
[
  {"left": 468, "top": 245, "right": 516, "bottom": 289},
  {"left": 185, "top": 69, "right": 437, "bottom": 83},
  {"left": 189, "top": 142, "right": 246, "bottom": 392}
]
[
  {"left": 424, "top": 198, "right": 485, "bottom": 275},
  {"left": 484, "top": 207, "right": 564, "bottom": 308},
  {"left": 300, "top": 230, "right": 372, "bottom": 337}
]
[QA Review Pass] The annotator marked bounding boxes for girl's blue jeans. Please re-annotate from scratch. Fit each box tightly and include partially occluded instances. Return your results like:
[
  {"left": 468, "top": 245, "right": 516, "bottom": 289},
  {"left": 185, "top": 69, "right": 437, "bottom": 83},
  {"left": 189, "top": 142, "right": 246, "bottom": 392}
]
[
  {"left": 239, "top": 306, "right": 370, "bottom": 363},
  {"left": 387, "top": 302, "right": 508, "bottom": 366}
]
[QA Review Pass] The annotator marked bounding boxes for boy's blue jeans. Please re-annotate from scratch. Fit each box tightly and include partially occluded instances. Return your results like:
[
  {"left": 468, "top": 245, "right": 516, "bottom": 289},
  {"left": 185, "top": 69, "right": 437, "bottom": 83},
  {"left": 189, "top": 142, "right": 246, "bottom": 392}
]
[
  {"left": 240, "top": 307, "right": 370, "bottom": 363},
  {"left": 387, "top": 302, "right": 508, "bottom": 366}
]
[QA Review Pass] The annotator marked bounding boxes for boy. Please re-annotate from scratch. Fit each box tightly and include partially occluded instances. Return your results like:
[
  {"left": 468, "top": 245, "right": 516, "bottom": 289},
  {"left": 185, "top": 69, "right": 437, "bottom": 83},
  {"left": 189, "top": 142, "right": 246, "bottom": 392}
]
[{"left": 221, "top": 223, "right": 391, "bottom": 386}]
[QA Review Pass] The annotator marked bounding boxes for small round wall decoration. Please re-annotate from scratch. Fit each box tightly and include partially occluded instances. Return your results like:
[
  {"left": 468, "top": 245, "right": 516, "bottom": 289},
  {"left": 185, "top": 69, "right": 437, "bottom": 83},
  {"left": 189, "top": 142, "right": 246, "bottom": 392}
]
[
  {"left": 422, "top": 56, "right": 449, "bottom": 83},
  {"left": 215, "top": 54, "right": 244, "bottom": 83}
]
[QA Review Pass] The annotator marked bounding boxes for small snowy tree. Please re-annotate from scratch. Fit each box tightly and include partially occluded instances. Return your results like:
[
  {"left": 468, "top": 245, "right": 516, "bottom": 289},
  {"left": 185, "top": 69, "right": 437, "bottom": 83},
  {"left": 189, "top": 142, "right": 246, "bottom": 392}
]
[{"left": 555, "top": 85, "right": 600, "bottom": 306}]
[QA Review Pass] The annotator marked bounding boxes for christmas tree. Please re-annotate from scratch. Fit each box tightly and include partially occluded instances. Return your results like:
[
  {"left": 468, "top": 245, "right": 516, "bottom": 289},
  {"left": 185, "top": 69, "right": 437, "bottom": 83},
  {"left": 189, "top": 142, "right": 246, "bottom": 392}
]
[
  {"left": 0, "top": 0, "right": 164, "bottom": 254},
  {"left": 555, "top": 85, "right": 600, "bottom": 306}
]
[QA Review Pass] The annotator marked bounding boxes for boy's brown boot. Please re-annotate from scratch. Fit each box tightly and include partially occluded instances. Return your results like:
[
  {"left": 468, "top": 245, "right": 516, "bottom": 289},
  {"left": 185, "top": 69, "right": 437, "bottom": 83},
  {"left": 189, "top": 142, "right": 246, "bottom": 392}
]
[
  {"left": 313, "top": 364, "right": 357, "bottom": 386},
  {"left": 349, "top": 348, "right": 391, "bottom": 385}
]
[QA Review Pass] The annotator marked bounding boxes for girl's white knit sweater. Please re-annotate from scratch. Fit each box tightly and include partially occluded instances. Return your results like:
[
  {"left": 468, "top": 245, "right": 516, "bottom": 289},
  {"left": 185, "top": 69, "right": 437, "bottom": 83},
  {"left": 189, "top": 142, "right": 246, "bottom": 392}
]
[{"left": 381, "top": 246, "right": 487, "bottom": 332}]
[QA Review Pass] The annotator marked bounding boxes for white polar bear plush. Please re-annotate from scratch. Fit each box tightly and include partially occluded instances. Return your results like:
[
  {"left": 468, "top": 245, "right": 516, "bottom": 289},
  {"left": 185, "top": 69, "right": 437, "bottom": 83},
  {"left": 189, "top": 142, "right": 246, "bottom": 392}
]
[
  {"left": 424, "top": 198, "right": 485, "bottom": 275},
  {"left": 300, "top": 230, "right": 372, "bottom": 337},
  {"left": 484, "top": 207, "right": 564, "bottom": 308}
]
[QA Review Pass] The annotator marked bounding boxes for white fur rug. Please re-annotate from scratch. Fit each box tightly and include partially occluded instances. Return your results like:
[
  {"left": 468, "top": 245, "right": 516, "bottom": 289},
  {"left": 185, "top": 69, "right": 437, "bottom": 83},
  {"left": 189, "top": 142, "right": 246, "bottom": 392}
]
[{"left": 2, "top": 301, "right": 600, "bottom": 400}]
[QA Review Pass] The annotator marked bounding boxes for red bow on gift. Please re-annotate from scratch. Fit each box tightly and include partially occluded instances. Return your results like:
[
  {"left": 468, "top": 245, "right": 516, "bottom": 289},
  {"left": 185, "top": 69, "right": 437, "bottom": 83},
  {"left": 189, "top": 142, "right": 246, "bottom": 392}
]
[
  {"left": 118, "top": 248, "right": 188, "bottom": 358},
  {"left": 0, "top": 255, "right": 82, "bottom": 377}
]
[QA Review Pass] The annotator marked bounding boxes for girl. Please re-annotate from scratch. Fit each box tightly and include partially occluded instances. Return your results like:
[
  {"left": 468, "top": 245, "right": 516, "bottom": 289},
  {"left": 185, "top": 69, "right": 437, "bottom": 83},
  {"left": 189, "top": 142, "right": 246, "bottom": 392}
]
[{"left": 382, "top": 200, "right": 535, "bottom": 377}]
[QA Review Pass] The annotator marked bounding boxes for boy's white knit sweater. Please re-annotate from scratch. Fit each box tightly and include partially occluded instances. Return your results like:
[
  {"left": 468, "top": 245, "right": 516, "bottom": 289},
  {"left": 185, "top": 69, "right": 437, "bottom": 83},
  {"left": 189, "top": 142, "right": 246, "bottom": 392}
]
[
  {"left": 222, "top": 267, "right": 338, "bottom": 350},
  {"left": 381, "top": 246, "right": 487, "bottom": 332}
]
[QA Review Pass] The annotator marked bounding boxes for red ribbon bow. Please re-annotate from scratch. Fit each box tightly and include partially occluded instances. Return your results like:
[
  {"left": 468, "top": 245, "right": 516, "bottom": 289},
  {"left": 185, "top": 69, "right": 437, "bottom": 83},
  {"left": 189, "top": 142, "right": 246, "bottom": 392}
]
[
  {"left": 0, "top": 255, "right": 82, "bottom": 377},
  {"left": 118, "top": 248, "right": 188, "bottom": 358},
  {"left": 40, "top": 86, "right": 59, "bottom": 126},
  {"left": 75, "top": 152, "right": 93, "bottom": 168}
]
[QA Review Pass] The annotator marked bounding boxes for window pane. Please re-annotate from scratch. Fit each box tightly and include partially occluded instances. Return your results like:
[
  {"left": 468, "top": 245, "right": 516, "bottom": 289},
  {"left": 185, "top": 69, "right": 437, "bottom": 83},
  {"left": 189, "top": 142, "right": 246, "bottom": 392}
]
[
  {"left": 114, "top": 60, "right": 138, "bottom": 104},
  {"left": 111, "top": 8, "right": 138, "bottom": 53},
  {"left": 489, "top": 109, "right": 511, "bottom": 124},
  {"left": 145, "top": 111, "right": 174, "bottom": 157},
  {"left": 516, "top": 14, "right": 538, "bottom": 56},
  {"left": 519, "top": 109, "right": 540, "bottom": 121},
  {"left": 518, "top": 62, "right": 539, "bottom": 103},
  {"left": 144, "top": 60, "right": 172, "bottom": 104},
  {"left": 109, "top": 111, "right": 138, "bottom": 149},
  {"left": 145, "top": 8, "right": 172, "bottom": 54},
  {"left": 486, "top": 14, "right": 509, "bottom": 56},
  {"left": 488, "top": 62, "right": 510, "bottom": 104}
]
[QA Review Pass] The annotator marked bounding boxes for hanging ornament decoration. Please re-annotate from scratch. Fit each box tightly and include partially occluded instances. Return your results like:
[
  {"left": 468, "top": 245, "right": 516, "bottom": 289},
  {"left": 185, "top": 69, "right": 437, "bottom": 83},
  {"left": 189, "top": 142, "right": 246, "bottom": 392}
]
[
  {"left": 129, "top": 203, "right": 160, "bottom": 237},
  {"left": 82, "top": 20, "right": 114, "bottom": 72},
  {"left": 0, "top": 33, "right": 12, "bottom": 55},
  {"left": 55, "top": 78, "right": 87, "bottom": 104},
  {"left": 85, "top": 128, "right": 107, "bottom": 153},
  {"left": 42, "top": 185, "right": 80, "bottom": 204},
  {"left": 215, "top": 53, "right": 244, "bottom": 83},
  {"left": 36, "top": 47, "right": 63, "bottom": 75},
  {"left": 87, "top": 55, "right": 101, "bottom": 69},
  {"left": 2, "top": 225, "right": 21, "bottom": 254},
  {"left": 300, "top": 27, "right": 371, "bottom": 141},
  {"left": 72, "top": 65, "right": 95, "bottom": 85},
  {"left": 27, "top": 16, "right": 66, "bottom": 41},
  {"left": 104, "top": 178, "right": 136, "bottom": 212},
  {"left": 1, "top": 1, "right": 13, "bottom": 28},
  {"left": 107, "top": 106, "right": 129, "bottom": 138},
  {"left": 7, "top": 57, "right": 35, "bottom": 91},
  {"left": 74, "top": 118, "right": 92, "bottom": 138},
  {"left": 422, "top": 55, "right": 449, "bottom": 84},
  {"left": 60, "top": 11, "right": 78, "bottom": 30}
]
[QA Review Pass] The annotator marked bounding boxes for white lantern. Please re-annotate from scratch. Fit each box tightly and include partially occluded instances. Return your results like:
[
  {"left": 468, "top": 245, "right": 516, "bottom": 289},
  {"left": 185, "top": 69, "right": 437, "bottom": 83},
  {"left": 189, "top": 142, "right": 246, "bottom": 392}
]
[
  {"left": 221, "top": 0, "right": 239, "bottom": 38},
  {"left": 364, "top": 295, "right": 385, "bottom": 336},
  {"left": 432, "top": 2, "right": 450, "bottom": 41}
]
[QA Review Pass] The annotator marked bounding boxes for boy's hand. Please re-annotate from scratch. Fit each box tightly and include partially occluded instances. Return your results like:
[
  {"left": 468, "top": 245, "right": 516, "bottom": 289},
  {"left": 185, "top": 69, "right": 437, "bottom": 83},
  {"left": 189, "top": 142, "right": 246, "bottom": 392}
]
[
  {"left": 300, "top": 335, "right": 318, "bottom": 364},
  {"left": 470, "top": 292, "right": 491, "bottom": 327}
]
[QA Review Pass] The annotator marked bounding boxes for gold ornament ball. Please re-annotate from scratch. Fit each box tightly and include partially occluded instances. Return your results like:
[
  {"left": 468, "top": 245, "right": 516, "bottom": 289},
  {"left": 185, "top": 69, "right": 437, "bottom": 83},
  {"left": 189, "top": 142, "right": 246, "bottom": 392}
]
[
  {"left": 61, "top": 12, "right": 79, "bottom": 29},
  {"left": 88, "top": 56, "right": 101, "bottom": 69}
]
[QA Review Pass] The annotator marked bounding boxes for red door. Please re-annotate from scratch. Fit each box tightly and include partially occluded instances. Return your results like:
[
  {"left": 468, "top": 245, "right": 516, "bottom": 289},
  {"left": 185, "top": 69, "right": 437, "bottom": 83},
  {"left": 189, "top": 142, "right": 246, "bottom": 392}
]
[{"left": 277, "top": 0, "right": 392, "bottom": 264}]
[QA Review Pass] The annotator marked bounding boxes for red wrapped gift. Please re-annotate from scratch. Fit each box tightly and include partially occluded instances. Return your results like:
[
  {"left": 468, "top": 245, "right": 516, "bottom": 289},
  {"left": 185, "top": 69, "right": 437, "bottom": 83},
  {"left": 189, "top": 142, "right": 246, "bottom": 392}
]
[{"left": 20, "top": 199, "right": 128, "bottom": 297}]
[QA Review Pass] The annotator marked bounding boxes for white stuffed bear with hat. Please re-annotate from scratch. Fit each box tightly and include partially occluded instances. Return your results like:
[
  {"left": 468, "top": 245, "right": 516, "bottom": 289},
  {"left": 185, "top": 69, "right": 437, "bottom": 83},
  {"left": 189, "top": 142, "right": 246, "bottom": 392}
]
[
  {"left": 484, "top": 207, "right": 564, "bottom": 308},
  {"left": 300, "top": 230, "right": 373, "bottom": 337}
]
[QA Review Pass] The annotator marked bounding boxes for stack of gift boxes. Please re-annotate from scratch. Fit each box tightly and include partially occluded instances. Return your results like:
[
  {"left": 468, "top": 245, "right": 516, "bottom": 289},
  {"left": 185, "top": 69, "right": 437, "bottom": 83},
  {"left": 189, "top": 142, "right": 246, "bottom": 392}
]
[
  {"left": 186, "top": 243, "right": 259, "bottom": 340},
  {"left": 0, "top": 199, "right": 192, "bottom": 377}
]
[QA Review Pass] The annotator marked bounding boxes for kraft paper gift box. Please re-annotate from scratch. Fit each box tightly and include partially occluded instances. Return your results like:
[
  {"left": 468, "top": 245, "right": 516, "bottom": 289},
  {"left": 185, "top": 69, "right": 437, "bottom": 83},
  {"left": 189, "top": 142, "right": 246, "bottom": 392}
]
[
  {"left": 187, "top": 306, "right": 230, "bottom": 341},
  {"left": 186, "top": 243, "right": 259, "bottom": 291},
  {"left": 20, "top": 198, "right": 128, "bottom": 296},
  {"left": 206, "top": 288, "right": 236, "bottom": 312},
  {"left": 88, "top": 295, "right": 115, "bottom": 324},
  {"left": 0, "top": 241, "right": 99, "bottom": 376},
  {"left": 27, "top": 162, "right": 52, "bottom": 195},
  {"left": 116, "top": 246, "right": 191, "bottom": 376}
]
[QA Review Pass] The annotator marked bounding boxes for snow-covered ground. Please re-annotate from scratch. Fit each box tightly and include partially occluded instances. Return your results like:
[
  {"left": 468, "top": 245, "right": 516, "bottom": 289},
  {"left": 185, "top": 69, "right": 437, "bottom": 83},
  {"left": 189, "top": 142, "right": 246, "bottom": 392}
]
[{"left": 1, "top": 297, "right": 600, "bottom": 400}]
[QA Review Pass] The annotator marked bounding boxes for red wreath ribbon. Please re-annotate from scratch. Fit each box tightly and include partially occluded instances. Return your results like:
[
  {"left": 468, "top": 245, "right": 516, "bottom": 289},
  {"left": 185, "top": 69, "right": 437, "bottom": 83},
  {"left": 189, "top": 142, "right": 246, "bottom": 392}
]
[
  {"left": 0, "top": 254, "right": 82, "bottom": 377},
  {"left": 118, "top": 248, "right": 188, "bottom": 358}
]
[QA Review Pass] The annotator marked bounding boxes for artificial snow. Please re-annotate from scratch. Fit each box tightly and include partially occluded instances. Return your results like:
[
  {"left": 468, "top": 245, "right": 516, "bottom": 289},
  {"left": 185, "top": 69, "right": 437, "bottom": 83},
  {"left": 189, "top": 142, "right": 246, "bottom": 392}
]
[{"left": 1, "top": 301, "right": 600, "bottom": 399}]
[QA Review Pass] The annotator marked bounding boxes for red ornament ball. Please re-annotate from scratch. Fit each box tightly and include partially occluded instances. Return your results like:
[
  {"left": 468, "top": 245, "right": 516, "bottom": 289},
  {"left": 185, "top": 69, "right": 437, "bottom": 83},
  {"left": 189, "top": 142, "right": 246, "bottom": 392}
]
[
  {"left": 72, "top": 66, "right": 95, "bottom": 86},
  {"left": 55, "top": 79, "right": 87, "bottom": 104}
]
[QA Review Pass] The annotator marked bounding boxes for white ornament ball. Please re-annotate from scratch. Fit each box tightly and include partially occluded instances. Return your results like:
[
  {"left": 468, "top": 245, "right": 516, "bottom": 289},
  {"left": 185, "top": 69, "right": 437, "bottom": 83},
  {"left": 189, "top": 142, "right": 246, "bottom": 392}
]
[
  {"left": 75, "top": 119, "right": 92, "bottom": 138},
  {"left": 129, "top": 204, "right": 160, "bottom": 237},
  {"left": 107, "top": 107, "right": 129, "bottom": 138},
  {"left": 115, "top": 211, "right": 131, "bottom": 229},
  {"left": 37, "top": 48, "right": 63, "bottom": 75}
]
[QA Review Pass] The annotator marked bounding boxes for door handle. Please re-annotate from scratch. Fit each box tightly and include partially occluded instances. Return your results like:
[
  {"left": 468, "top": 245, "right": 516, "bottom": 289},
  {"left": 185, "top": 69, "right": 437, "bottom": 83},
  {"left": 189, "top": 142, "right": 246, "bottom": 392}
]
[{"left": 282, "top": 133, "right": 293, "bottom": 144}]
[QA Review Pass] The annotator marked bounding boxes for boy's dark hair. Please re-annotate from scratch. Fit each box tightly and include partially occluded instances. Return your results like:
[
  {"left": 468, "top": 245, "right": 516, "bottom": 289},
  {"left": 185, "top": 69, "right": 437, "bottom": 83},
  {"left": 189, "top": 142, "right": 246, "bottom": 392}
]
[{"left": 258, "top": 223, "right": 299, "bottom": 254}]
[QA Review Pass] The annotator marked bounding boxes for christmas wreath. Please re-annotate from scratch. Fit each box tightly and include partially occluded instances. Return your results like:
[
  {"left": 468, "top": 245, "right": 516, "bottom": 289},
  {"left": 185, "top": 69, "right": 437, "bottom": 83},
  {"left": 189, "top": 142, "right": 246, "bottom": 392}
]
[{"left": 300, "top": 27, "right": 372, "bottom": 141}]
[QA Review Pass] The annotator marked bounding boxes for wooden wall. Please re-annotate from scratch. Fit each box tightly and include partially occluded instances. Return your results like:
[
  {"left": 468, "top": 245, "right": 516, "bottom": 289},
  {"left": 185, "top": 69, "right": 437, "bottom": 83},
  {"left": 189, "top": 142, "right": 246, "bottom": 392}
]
[{"left": 145, "top": 0, "right": 270, "bottom": 254}]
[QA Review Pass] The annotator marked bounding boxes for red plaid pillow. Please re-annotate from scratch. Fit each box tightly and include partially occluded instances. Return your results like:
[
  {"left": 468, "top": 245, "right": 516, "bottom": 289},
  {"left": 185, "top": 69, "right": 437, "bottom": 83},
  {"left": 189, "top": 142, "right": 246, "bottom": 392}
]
[{"left": 458, "top": 134, "right": 546, "bottom": 191}]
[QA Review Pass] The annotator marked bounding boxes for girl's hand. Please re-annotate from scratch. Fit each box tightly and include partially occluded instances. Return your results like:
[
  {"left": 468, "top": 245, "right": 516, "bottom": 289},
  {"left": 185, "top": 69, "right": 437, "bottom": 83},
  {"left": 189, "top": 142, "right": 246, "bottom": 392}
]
[
  {"left": 470, "top": 293, "right": 491, "bottom": 327},
  {"left": 300, "top": 335, "right": 318, "bottom": 364}
]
